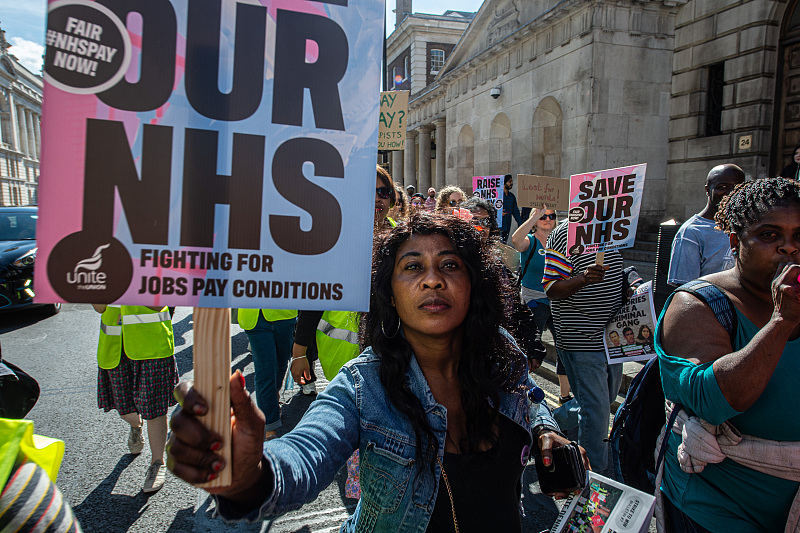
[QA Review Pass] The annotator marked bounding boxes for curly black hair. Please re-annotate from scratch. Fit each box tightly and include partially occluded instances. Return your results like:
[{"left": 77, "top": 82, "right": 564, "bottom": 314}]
[
  {"left": 461, "top": 195, "right": 500, "bottom": 238},
  {"left": 361, "top": 212, "right": 526, "bottom": 475},
  {"left": 715, "top": 177, "right": 800, "bottom": 235}
]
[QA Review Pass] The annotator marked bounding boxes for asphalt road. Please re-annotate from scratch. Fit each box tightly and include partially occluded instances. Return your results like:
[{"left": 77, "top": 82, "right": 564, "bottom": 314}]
[{"left": 1, "top": 304, "right": 569, "bottom": 532}]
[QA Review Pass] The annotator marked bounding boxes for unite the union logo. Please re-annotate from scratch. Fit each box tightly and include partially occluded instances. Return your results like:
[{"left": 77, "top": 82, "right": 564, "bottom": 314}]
[{"left": 66, "top": 243, "right": 110, "bottom": 290}]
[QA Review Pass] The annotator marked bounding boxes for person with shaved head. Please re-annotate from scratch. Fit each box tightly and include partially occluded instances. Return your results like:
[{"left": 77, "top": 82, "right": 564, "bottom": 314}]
[{"left": 667, "top": 164, "right": 746, "bottom": 287}]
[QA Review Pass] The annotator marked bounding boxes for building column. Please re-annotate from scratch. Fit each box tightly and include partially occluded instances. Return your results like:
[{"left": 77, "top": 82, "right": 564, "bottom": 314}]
[
  {"left": 7, "top": 92, "right": 18, "bottom": 151},
  {"left": 417, "top": 126, "right": 432, "bottom": 192},
  {"left": 16, "top": 106, "right": 28, "bottom": 156},
  {"left": 31, "top": 112, "right": 41, "bottom": 160},
  {"left": 434, "top": 119, "right": 446, "bottom": 191},
  {"left": 391, "top": 149, "right": 404, "bottom": 185},
  {"left": 25, "top": 110, "right": 36, "bottom": 160},
  {"left": 404, "top": 130, "right": 417, "bottom": 190}
]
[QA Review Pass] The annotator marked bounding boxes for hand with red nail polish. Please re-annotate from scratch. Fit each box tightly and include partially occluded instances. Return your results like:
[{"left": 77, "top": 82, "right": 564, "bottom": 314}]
[
  {"left": 167, "top": 371, "right": 268, "bottom": 501},
  {"left": 538, "top": 430, "right": 591, "bottom": 500}
]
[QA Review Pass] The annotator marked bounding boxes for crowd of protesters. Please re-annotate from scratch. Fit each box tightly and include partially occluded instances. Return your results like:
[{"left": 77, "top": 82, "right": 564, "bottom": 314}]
[
  {"left": 163, "top": 164, "right": 800, "bottom": 532},
  {"left": 6, "top": 164, "right": 798, "bottom": 533}
]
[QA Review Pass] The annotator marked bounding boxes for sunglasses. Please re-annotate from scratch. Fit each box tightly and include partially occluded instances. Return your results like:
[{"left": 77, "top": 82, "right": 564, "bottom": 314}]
[
  {"left": 376, "top": 187, "right": 392, "bottom": 199},
  {"left": 449, "top": 199, "right": 460, "bottom": 206},
  {"left": 540, "top": 213, "right": 556, "bottom": 220},
  {"left": 471, "top": 217, "right": 491, "bottom": 227}
]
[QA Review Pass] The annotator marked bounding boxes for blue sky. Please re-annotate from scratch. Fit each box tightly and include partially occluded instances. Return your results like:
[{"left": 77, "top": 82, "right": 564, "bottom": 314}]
[{"left": 0, "top": 0, "right": 484, "bottom": 74}]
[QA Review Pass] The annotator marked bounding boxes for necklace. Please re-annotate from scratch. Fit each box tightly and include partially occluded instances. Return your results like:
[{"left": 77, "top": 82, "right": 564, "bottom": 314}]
[{"left": 436, "top": 455, "right": 459, "bottom": 533}]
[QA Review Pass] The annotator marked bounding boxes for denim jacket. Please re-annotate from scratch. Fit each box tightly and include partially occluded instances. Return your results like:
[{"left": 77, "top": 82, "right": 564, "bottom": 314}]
[{"left": 216, "top": 347, "right": 558, "bottom": 532}]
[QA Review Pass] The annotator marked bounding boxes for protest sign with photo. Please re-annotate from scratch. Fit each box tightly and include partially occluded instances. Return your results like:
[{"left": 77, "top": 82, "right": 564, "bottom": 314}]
[
  {"left": 518, "top": 174, "right": 570, "bottom": 211},
  {"left": 36, "top": 0, "right": 384, "bottom": 311},
  {"left": 378, "top": 90, "right": 408, "bottom": 150},
  {"left": 566, "top": 164, "right": 646, "bottom": 256},
  {"left": 604, "top": 283, "right": 657, "bottom": 364},
  {"left": 549, "top": 471, "right": 656, "bottom": 533},
  {"left": 471, "top": 175, "right": 504, "bottom": 229}
]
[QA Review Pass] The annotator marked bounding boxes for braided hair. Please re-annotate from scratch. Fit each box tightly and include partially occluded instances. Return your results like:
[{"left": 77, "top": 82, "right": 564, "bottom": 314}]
[{"left": 715, "top": 177, "right": 800, "bottom": 235}]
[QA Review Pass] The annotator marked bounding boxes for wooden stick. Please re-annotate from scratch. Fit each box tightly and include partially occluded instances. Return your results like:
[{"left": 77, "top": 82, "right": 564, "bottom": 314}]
[
  {"left": 193, "top": 307, "right": 233, "bottom": 488},
  {"left": 595, "top": 251, "right": 605, "bottom": 265}
]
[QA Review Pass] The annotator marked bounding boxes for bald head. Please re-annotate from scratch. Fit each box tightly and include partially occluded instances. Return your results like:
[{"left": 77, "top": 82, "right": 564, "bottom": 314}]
[
  {"left": 703, "top": 164, "right": 745, "bottom": 216},
  {"left": 706, "top": 164, "right": 745, "bottom": 187}
]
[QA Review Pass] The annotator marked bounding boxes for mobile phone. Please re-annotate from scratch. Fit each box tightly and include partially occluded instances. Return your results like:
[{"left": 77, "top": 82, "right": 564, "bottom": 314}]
[{"left": 534, "top": 441, "right": 587, "bottom": 494}]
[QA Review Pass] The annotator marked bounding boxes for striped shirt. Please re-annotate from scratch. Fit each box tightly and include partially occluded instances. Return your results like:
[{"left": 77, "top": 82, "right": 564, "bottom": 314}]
[
  {"left": 0, "top": 459, "right": 82, "bottom": 533},
  {"left": 543, "top": 221, "right": 624, "bottom": 351}
]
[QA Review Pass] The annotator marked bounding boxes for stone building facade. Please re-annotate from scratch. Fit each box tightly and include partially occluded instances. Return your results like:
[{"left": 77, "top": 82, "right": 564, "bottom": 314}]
[
  {"left": 386, "top": 9, "right": 475, "bottom": 190},
  {"left": 667, "top": 0, "right": 794, "bottom": 220},
  {"left": 389, "top": 0, "right": 800, "bottom": 229},
  {"left": 0, "top": 28, "right": 42, "bottom": 207}
]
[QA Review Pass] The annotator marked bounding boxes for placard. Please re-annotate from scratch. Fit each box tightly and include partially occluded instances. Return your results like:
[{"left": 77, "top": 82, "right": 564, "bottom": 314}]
[
  {"left": 518, "top": 174, "right": 569, "bottom": 211},
  {"left": 378, "top": 90, "right": 408, "bottom": 150},
  {"left": 35, "top": 0, "right": 383, "bottom": 311},
  {"left": 471, "top": 175, "right": 504, "bottom": 229},
  {"left": 566, "top": 164, "right": 646, "bottom": 255},
  {"left": 604, "top": 283, "right": 657, "bottom": 364}
]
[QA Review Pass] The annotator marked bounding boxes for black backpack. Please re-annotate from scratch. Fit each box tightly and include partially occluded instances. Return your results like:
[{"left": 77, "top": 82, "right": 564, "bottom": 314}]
[{"left": 609, "top": 280, "right": 737, "bottom": 494}]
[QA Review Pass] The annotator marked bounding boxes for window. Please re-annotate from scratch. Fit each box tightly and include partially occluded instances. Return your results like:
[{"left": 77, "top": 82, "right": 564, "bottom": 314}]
[
  {"left": 705, "top": 62, "right": 724, "bottom": 137},
  {"left": 404, "top": 56, "right": 409, "bottom": 80},
  {"left": 430, "top": 49, "right": 445, "bottom": 74}
]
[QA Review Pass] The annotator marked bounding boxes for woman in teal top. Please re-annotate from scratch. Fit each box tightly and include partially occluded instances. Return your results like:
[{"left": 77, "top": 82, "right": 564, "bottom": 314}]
[
  {"left": 511, "top": 205, "right": 572, "bottom": 401},
  {"left": 655, "top": 177, "right": 800, "bottom": 532}
]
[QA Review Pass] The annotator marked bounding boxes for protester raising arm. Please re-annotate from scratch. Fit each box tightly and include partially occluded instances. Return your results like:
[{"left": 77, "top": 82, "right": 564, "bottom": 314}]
[
  {"left": 660, "top": 265, "right": 800, "bottom": 414},
  {"left": 511, "top": 206, "right": 546, "bottom": 253}
]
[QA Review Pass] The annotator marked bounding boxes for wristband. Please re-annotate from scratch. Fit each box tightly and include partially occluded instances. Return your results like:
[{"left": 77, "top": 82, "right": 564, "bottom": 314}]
[{"left": 290, "top": 355, "right": 307, "bottom": 365}]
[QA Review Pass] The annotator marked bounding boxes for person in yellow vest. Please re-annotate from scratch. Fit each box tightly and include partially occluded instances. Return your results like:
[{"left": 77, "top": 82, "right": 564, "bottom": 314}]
[
  {"left": 92, "top": 304, "right": 177, "bottom": 493},
  {"left": 237, "top": 309, "right": 297, "bottom": 441},
  {"left": 291, "top": 165, "right": 397, "bottom": 391},
  {"left": 290, "top": 165, "right": 397, "bottom": 500}
]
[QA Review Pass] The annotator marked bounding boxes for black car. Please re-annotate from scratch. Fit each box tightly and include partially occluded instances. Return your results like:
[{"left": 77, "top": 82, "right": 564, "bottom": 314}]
[{"left": 0, "top": 206, "right": 60, "bottom": 315}]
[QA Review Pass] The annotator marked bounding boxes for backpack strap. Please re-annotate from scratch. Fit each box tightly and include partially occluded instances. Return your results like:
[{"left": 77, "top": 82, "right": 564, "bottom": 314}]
[
  {"left": 655, "top": 403, "right": 681, "bottom": 474},
  {"left": 673, "top": 280, "right": 738, "bottom": 343},
  {"left": 655, "top": 280, "right": 737, "bottom": 473}
]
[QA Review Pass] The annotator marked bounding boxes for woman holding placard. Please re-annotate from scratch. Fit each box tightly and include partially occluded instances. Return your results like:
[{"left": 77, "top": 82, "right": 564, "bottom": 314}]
[
  {"left": 511, "top": 206, "right": 572, "bottom": 402},
  {"left": 166, "top": 213, "right": 585, "bottom": 531}
]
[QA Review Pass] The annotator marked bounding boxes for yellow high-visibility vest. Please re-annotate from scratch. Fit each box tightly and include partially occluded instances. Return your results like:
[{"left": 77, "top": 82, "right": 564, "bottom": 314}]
[
  {"left": 238, "top": 309, "right": 298, "bottom": 330},
  {"left": 315, "top": 311, "right": 360, "bottom": 380},
  {"left": 119, "top": 306, "right": 174, "bottom": 361},
  {"left": 96, "top": 305, "right": 122, "bottom": 370}
]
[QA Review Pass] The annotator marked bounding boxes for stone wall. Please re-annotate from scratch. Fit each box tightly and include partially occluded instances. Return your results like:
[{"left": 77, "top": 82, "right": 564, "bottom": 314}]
[
  {"left": 433, "top": 0, "right": 677, "bottom": 231},
  {"left": 665, "top": 0, "right": 785, "bottom": 222}
]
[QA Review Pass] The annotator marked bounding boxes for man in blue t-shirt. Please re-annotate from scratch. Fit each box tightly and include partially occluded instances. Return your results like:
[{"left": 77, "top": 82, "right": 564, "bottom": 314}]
[{"left": 668, "top": 164, "right": 745, "bottom": 286}]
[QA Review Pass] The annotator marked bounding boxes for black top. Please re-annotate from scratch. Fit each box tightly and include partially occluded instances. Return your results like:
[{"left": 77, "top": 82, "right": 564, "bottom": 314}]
[
  {"left": 780, "top": 162, "right": 800, "bottom": 180},
  {"left": 427, "top": 414, "right": 530, "bottom": 532}
]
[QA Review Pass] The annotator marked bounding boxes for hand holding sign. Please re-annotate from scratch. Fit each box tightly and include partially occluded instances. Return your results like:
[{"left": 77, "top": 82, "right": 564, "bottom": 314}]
[{"left": 582, "top": 264, "right": 609, "bottom": 285}]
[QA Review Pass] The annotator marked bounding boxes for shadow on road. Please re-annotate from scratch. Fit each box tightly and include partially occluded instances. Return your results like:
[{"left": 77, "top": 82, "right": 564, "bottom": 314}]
[
  {"left": 0, "top": 305, "right": 60, "bottom": 334},
  {"left": 72, "top": 455, "right": 151, "bottom": 532}
]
